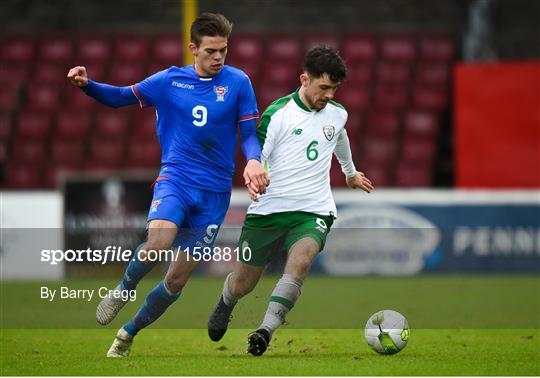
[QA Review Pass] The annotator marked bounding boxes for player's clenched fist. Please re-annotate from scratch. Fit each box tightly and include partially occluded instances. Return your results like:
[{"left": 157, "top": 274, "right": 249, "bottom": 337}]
[
  {"left": 67, "top": 66, "right": 88, "bottom": 87},
  {"left": 243, "top": 159, "right": 270, "bottom": 201}
]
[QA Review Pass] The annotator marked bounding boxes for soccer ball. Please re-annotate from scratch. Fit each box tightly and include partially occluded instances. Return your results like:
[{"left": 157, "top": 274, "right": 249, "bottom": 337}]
[{"left": 365, "top": 310, "right": 410, "bottom": 355}]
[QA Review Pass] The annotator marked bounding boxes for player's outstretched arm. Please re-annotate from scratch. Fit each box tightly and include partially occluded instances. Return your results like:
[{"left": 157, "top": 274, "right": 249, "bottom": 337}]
[
  {"left": 346, "top": 171, "right": 374, "bottom": 193},
  {"left": 66, "top": 65, "right": 138, "bottom": 108}
]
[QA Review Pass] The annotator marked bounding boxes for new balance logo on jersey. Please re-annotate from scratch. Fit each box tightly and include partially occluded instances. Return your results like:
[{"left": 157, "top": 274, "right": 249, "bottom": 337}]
[
  {"left": 292, "top": 128, "right": 303, "bottom": 135},
  {"left": 171, "top": 81, "right": 194, "bottom": 90}
]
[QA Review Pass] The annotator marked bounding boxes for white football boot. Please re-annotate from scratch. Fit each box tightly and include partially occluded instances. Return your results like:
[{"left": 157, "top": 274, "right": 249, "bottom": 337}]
[
  {"left": 96, "top": 284, "right": 129, "bottom": 325},
  {"left": 106, "top": 328, "right": 134, "bottom": 358}
]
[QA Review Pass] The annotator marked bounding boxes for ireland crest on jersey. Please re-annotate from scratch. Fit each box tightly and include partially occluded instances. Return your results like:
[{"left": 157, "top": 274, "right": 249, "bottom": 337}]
[
  {"left": 323, "top": 124, "right": 335, "bottom": 141},
  {"left": 214, "top": 86, "right": 228, "bottom": 102}
]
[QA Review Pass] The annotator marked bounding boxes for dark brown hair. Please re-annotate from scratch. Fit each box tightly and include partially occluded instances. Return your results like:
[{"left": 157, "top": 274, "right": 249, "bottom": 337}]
[
  {"left": 190, "top": 13, "right": 233, "bottom": 47},
  {"left": 303, "top": 46, "right": 347, "bottom": 83}
]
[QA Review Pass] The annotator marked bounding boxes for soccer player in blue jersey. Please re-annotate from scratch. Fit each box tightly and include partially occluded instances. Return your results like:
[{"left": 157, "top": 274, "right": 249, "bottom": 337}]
[{"left": 67, "top": 13, "right": 268, "bottom": 357}]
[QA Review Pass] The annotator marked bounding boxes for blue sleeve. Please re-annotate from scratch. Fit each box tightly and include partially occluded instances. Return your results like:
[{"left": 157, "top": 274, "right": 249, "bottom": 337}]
[
  {"left": 132, "top": 69, "right": 169, "bottom": 108},
  {"left": 237, "top": 74, "right": 259, "bottom": 123},
  {"left": 80, "top": 80, "right": 138, "bottom": 108},
  {"left": 239, "top": 118, "right": 261, "bottom": 161}
]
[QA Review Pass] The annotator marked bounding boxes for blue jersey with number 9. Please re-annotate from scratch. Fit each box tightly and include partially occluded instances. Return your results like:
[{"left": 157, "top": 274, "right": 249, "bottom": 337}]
[{"left": 132, "top": 65, "right": 259, "bottom": 192}]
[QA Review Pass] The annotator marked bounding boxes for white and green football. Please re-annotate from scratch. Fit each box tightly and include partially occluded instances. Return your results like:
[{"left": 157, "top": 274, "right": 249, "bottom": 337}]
[{"left": 365, "top": 310, "right": 410, "bottom": 355}]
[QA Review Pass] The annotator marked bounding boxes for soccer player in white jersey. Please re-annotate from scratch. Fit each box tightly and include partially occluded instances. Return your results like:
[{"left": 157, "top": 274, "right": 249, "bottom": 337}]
[{"left": 207, "top": 47, "right": 373, "bottom": 356}]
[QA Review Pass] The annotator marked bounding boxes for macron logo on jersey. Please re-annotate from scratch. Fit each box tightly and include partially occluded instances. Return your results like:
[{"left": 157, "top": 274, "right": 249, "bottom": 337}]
[{"left": 171, "top": 81, "right": 194, "bottom": 90}]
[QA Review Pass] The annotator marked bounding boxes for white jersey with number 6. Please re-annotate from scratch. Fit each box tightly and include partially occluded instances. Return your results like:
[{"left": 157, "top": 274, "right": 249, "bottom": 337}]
[{"left": 248, "top": 91, "right": 349, "bottom": 217}]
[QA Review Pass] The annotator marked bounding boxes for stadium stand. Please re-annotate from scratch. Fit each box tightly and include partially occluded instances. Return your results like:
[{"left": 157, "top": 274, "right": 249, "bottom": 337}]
[{"left": 1, "top": 31, "right": 456, "bottom": 188}]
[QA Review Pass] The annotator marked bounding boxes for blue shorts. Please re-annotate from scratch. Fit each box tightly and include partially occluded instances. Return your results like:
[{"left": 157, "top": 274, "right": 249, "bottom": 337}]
[{"left": 147, "top": 178, "right": 231, "bottom": 253}]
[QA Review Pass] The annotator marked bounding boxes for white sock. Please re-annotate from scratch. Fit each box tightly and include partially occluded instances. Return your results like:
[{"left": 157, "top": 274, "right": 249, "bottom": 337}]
[
  {"left": 259, "top": 274, "right": 303, "bottom": 336},
  {"left": 222, "top": 272, "right": 240, "bottom": 307}
]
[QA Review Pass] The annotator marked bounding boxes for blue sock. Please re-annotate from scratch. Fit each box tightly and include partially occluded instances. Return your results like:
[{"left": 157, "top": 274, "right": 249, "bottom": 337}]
[
  {"left": 123, "top": 280, "right": 180, "bottom": 336},
  {"left": 120, "top": 243, "right": 158, "bottom": 291}
]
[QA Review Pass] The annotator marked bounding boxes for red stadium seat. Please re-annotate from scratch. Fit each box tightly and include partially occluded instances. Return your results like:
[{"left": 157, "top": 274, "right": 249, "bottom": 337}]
[
  {"left": 412, "top": 85, "right": 447, "bottom": 110},
  {"left": 335, "top": 84, "right": 370, "bottom": 111},
  {"left": 83, "top": 63, "right": 107, "bottom": 83},
  {"left": 11, "top": 139, "right": 47, "bottom": 163},
  {"left": 148, "top": 62, "right": 174, "bottom": 76},
  {"left": 0, "top": 62, "right": 31, "bottom": 83},
  {"left": 257, "top": 86, "right": 292, "bottom": 111},
  {"left": 228, "top": 33, "right": 264, "bottom": 62},
  {"left": 400, "top": 137, "right": 437, "bottom": 163},
  {"left": 43, "top": 161, "right": 80, "bottom": 188},
  {"left": 153, "top": 34, "right": 183, "bottom": 66},
  {"left": 330, "top": 160, "right": 346, "bottom": 187},
  {"left": 373, "top": 83, "right": 409, "bottom": 110},
  {"left": 84, "top": 159, "right": 121, "bottom": 172},
  {"left": 0, "top": 142, "right": 7, "bottom": 163},
  {"left": 125, "top": 138, "right": 161, "bottom": 169},
  {"left": 380, "top": 35, "right": 416, "bottom": 62},
  {"left": 226, "top": 61, "right": 260, "bottom": 87},
  {"left": 365, "top": 110, "right": 399, "bottom": 137},
  {"left": 395, "top": 161, "right": 433, "bottom": 187},
  {"left": 63, "top": 84, "right": 96, "bottom": 111},
  {"left": 113, "top": 36, "right": 150, "bottom": 62},
  {"left": 95, "top": 109, "right": 130, "bottom": 138},
  {"left": 346, "top": 62, "right": 373, "bottom": 84},
  {"left": 108, "top": 63, "right": 146, "bottom": 86},
  {"left": 38, "top": 37, "right": 73, "bottom": 63},
  {"left": 0, "top": 113, "right": 12, "bottom": 141},
  {"left": 344, "top": 110, "right": 363, "bottom": 139},
  {"left": 403, "top": 110, "right": 439, "bottom": 139},
  {"left": 84, "top": 139, "right": 125, "bottom": 171},
  {"left": 415, "top": 62, "right": 450, "bottom": 86},
  {"left": 260, "top": 61, "right": 299, "bottom": 86},
  {"left": 0, "top": 84, "right": 21, "bottom": 111},
  {"left": 17, "top": 111, "right": 52, "bottom": 139},
  {"left": 51, "top": 139, "right": 86, "bottom": 165},
  {"left": 4, "top": 162, "right": 42, "bottom": 188},
  {"left": 376, "top": 61, "right": 411, "bottom": 85},
  {"left": 233, "top": 152, "right": 247, "bottom": 187},
  {"left": 56, "top": 111, "right": 91, "bottom": 139},
  {"left": 34, "top": 63, "right": 67, "bottom": 83},
  {"left": 133, "top": 110, "right": 157, "bottom": 139},
  {"left": 26, "top": 83, "right": 62, "bottom": 111},
  {"left": 76, "top": 35, "right": 111, "bottom": 63},
  {"left": 267, "top": 34, "right": 303, "bottom": 63},
  {"left": 1, "top": 36, "right": 35, "bottom": 63},
  {"left": 360, "top": 136, "right": 397, "bottom": 166},
  {"left": 419, "top": 35, "right": 455, "bottom": 61},
  {"left": 341, "top": 33, "right": 377, "bottom": 62},
  {"left": 362, "top": 163, "right": 392, "bottom": 187},
  {"left": 304, "top": 34, "right": 340, "bottom": 52}
]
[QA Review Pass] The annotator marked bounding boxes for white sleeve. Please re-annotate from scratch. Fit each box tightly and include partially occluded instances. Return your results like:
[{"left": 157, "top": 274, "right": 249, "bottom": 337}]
[
  {"left": 260, "top": 112, "right": 282, "bottom": 163},
  {"left": 334, "top": 128, "right": 357, "bottom": 177}
]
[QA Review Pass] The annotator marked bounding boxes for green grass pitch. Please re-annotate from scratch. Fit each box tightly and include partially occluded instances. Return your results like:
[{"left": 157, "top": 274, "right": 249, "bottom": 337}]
[{"left": 1, "top": 276, "right": 539, "bottom": 375}]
